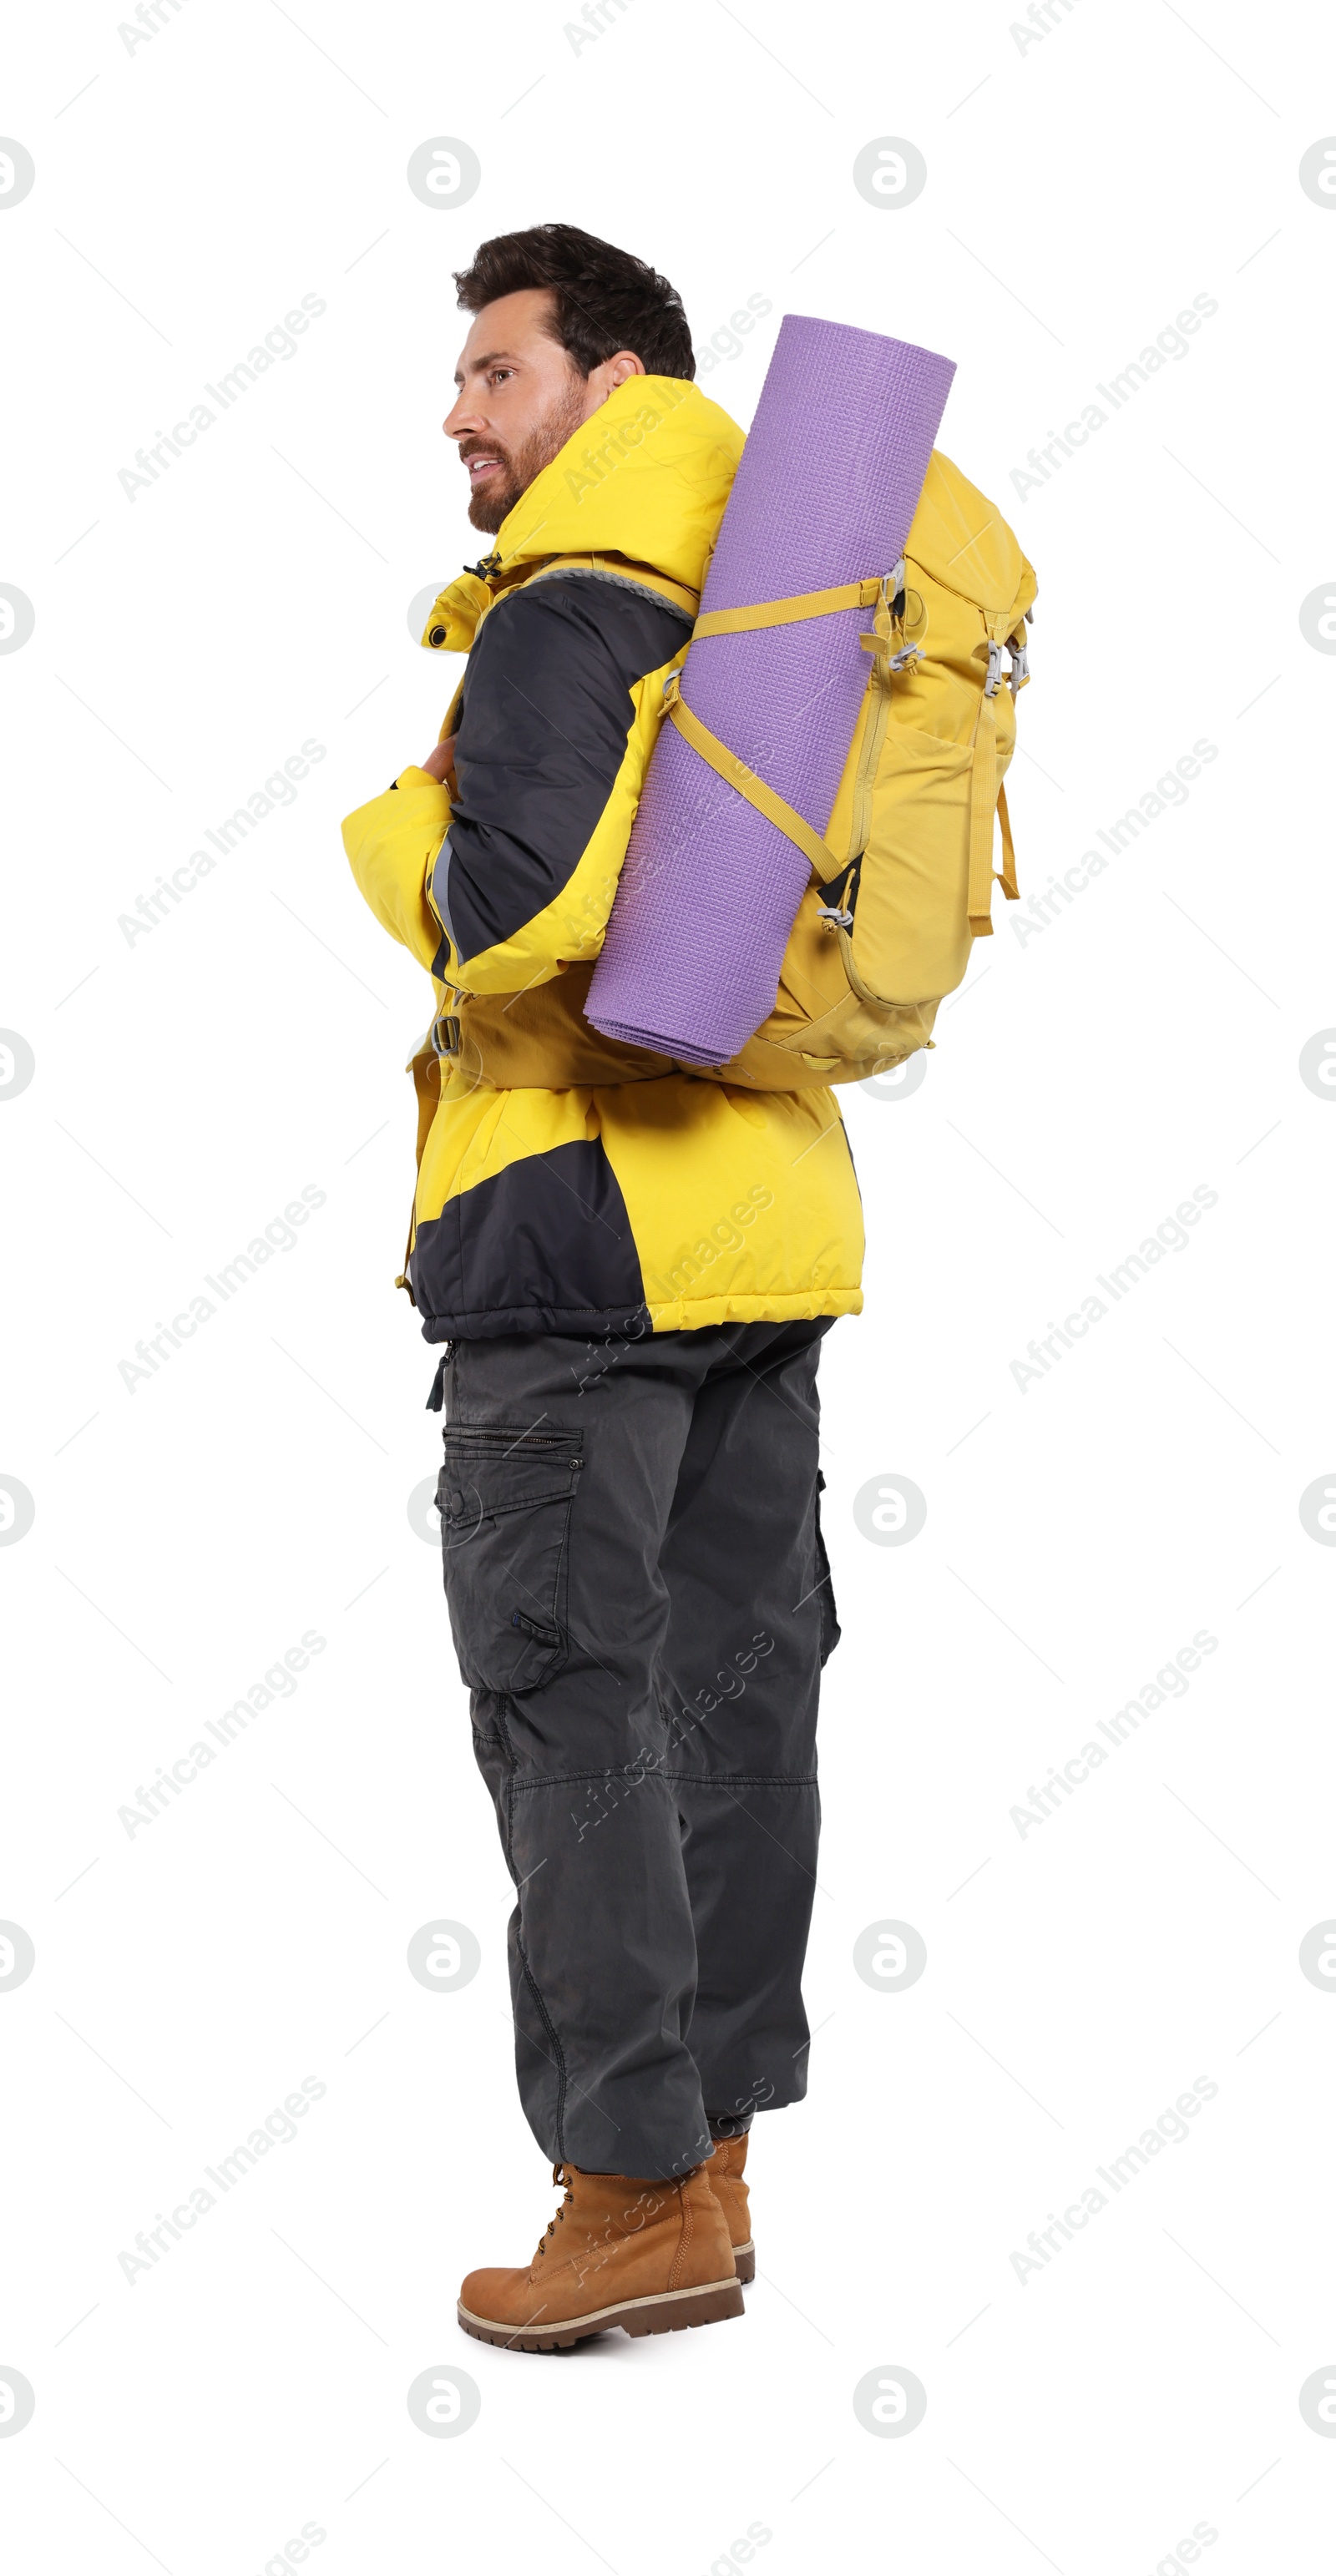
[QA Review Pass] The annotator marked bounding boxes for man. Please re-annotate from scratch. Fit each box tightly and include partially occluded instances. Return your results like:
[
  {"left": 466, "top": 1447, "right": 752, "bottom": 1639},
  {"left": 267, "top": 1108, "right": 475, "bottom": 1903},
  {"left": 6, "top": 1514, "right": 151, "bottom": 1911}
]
[{"left": 342, "top": 225, "right": 863, "bottom": 2351}]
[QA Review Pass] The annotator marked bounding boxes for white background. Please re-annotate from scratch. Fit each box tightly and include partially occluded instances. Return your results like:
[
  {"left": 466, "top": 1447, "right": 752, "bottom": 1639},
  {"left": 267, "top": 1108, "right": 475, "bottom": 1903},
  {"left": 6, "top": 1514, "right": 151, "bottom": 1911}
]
[{"left": 3, "top": 1, "right": 1334, "bottom": 2568}]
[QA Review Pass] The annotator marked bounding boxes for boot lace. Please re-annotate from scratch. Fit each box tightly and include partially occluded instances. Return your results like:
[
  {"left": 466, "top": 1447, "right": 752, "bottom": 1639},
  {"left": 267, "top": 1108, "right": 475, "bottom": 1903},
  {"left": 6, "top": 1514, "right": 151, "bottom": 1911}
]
[{"left": 534, "top": 2162, "right": 574, "bottom": 2264}]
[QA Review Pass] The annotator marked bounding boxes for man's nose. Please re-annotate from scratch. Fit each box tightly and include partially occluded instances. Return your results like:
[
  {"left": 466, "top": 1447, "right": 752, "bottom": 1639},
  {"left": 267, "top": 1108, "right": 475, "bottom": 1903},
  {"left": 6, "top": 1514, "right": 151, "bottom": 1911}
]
[{"left": 443, "top": 391, "right": 482, "bottom": 441}]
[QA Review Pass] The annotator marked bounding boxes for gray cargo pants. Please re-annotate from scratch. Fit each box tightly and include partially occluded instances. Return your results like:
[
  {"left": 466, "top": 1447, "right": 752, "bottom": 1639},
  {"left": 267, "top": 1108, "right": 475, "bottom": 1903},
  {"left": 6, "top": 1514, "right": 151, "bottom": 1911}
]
[{"left": 432, "top": 1319, "right": 838, "bottom": 2181}]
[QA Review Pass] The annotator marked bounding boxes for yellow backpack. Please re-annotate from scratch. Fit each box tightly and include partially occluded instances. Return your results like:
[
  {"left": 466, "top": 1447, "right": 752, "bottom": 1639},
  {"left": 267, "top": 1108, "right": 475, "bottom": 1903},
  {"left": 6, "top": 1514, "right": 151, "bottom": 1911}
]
[{"left": 679, "top": 450, "right": 1038, "bottom": 1089}]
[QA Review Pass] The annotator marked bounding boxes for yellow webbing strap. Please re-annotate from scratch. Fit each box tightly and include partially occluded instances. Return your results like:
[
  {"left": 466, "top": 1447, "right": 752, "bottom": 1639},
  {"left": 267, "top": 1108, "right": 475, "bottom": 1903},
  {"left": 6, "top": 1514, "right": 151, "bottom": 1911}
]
[
  {"left": 966, "top": 621, "right": 1024, "bottom": 935},
  {"left": 996, "top": 780, "right": 1019, "bottom": 902},
  {"left": 967, "top": 684, "right": 999, "bottom": 936},
  {"left": 665, "top": 590, "right": 1023, "bottom": 937},
  {"left": 665, "top": 574, "right": 891, "bottom": 878},
  {"left": 662, "top": 674, "right": 837, "bottom": 884},
  {"left": 691, "top": 576, "right": 883, "bottom": 640}
]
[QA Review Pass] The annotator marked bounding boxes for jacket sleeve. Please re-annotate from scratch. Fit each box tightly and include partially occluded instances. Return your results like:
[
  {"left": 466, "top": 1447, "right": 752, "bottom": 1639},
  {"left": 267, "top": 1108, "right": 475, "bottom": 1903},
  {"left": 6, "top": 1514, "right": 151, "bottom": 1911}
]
[
  {"left": 341, "top": 769, "right": 453, "bottom": 975},
  {"left": 431, "top": 574, "right": 691, "bottom": 997}
]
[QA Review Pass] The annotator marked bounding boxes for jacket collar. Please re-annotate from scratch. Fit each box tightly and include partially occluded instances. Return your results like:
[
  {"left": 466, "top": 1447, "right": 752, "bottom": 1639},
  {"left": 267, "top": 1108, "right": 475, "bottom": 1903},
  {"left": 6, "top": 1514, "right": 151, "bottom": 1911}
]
[{"left": 421, "top": 374, "right": 744, "bottom": 653}]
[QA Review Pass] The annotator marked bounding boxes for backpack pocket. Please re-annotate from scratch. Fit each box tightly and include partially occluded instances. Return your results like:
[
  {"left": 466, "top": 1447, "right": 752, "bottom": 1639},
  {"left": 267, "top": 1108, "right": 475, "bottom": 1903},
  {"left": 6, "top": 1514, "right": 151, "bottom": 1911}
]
[
  {"left": 844, "top": 724, "right": 979, "bottom": 1007},
  {"left": 437, "top": 1423, "right": 584, "bottom": 1695}
]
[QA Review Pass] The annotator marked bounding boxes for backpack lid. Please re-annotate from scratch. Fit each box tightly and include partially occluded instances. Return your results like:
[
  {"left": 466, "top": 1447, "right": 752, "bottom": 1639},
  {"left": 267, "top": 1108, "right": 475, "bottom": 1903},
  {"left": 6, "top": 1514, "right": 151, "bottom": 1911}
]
[{"left": 907, "top": 452, "right": 1036, "bottom": 618}]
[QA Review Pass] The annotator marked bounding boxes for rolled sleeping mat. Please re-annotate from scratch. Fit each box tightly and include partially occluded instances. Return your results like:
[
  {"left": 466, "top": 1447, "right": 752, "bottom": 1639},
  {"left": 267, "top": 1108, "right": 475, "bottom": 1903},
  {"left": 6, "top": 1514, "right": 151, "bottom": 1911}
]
[{"left": 584, "top": 314, "right": 956, "bottom": 1066}]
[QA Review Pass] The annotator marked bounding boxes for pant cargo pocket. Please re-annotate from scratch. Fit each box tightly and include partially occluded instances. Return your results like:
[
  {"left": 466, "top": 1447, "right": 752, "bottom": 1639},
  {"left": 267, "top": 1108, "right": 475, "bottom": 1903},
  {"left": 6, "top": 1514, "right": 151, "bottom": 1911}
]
[
  {"left": 438, "top": 1423, "right": 584, "bottom": 1695},
  {"left": 814, "top": 1469, "right": 840, "bottom": 1666}
]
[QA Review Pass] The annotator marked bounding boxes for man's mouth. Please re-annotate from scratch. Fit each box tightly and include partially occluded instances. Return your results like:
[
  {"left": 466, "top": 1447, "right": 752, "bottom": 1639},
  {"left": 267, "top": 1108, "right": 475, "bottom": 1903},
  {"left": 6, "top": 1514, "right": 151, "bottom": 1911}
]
[{"left": 465, "top": 454, "right": 503, "bottom": 482}]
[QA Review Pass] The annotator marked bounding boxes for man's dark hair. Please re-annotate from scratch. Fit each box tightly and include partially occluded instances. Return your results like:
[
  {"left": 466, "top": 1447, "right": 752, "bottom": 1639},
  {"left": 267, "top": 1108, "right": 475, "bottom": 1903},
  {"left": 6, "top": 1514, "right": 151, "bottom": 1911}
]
[{"left": 453, "top": 224, "right": 694, "bottom": 381}]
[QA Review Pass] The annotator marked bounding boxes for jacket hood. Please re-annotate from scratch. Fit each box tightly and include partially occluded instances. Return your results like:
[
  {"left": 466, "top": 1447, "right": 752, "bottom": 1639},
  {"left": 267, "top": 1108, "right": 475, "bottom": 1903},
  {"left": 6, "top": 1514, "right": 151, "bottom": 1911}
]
[{"left": 421, "top": 374, "right": 745, "bottom": 653}]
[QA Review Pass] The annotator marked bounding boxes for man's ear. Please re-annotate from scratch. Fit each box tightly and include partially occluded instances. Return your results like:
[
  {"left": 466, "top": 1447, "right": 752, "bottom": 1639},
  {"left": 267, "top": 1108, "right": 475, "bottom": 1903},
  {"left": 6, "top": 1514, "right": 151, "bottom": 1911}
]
[
  {"left": 602, "top": 350, "right": 648, "bottom": 391},
  {"left": 578, "top": 347, "right": 647, "bottom": 424}
]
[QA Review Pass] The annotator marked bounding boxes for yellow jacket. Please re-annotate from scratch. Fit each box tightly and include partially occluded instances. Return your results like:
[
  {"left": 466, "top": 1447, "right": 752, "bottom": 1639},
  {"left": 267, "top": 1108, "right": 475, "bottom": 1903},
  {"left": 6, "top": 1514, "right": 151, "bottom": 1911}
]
[{"left": 342, "top": 371, "right": 864, "bottom": 1341}]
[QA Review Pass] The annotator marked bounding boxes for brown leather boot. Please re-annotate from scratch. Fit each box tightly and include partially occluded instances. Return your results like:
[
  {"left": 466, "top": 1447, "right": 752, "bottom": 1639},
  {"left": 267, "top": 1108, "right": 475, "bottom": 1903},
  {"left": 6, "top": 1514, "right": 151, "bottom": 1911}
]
[
  {"left": 458, "top": 2159, "right": 744, "bottom": 2351},
  {"left": 706, "top": 2133, "right": 754, "bottom": 2284}
]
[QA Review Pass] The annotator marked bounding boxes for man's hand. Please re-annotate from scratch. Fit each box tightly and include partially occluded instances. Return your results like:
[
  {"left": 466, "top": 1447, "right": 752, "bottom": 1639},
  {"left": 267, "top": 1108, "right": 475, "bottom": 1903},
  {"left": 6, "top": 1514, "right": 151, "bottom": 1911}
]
[{"left": 420, "top": 734, "right": 456, "bottom": 787}]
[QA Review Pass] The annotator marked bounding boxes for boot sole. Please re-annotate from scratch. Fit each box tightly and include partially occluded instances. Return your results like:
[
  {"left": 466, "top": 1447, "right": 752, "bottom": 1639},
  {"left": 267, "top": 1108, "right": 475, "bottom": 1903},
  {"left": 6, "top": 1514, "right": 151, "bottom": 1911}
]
[
  {"left": 732, "top": 2238, "right": 755, "bottom": 2286},
  {"left": 458, "top": 2275, "right": 744, "bottom": 2351}
]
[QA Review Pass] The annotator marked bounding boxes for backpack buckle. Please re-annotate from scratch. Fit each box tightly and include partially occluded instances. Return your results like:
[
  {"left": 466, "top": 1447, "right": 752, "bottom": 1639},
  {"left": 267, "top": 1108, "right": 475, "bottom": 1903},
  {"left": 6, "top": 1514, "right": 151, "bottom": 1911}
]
[
  {"left": 430, "top": 1012, "right": 461, "bottom": 1058},
  {"left": 983, "top": 639, "right": 1005, "bottom": 697},
  {"left": 1007, "top": 638, "right": 1030, "bottom": 697},
  {"left": 863, "top": 574, "right": 921, "bottom": 680}
]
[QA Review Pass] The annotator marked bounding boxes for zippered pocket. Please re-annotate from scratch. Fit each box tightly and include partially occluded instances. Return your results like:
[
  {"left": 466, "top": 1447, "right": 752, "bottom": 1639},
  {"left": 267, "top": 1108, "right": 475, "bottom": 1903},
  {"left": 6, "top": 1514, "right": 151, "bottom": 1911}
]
[{"left": 443, "top": 1424, "right": 579, "bottom": 1451}]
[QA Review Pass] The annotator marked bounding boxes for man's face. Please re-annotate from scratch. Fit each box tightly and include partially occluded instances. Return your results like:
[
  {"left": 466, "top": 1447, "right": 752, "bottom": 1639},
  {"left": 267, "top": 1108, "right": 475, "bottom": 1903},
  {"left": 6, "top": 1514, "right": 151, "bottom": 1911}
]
[{"left": 443, "top": 288, "right": 640, "bottom": 533}]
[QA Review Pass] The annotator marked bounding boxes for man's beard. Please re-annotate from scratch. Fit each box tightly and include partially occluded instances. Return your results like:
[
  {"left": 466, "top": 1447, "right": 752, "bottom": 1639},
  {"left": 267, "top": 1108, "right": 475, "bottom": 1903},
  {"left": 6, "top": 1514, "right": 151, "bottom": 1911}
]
[{"left": 463, "top": 378, "right": 589, "bottom": 533}]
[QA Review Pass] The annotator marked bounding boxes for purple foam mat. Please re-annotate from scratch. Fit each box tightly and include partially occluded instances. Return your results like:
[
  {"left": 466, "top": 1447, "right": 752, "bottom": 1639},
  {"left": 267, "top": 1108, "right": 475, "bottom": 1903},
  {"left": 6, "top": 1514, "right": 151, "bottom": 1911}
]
[{"left": 584, "top": 314, "right": 955, "bottom": 1065}]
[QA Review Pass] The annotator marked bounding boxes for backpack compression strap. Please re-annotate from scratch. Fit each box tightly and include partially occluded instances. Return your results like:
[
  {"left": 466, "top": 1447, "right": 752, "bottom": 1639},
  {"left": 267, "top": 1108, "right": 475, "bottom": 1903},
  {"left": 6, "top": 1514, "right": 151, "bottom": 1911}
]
[
  {"left": 661, "top": 672, "right": 838, "bottom": 884},
  {"left": 660, "top": 574, "right": 900, "bottom": 888},
  {"left": 691, "top": 576, "right": 886, "bottom": 639},
  {"left": 966, "top": 622, "right": 1023, "bottom": 935},
  {"left": 665, "top": 573, "right": 1021, "bottom": 936}
]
